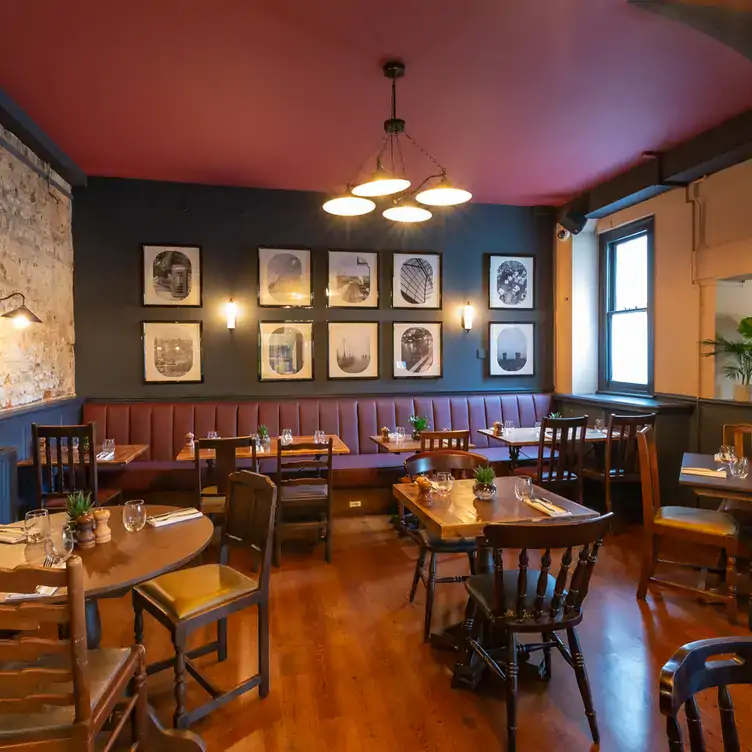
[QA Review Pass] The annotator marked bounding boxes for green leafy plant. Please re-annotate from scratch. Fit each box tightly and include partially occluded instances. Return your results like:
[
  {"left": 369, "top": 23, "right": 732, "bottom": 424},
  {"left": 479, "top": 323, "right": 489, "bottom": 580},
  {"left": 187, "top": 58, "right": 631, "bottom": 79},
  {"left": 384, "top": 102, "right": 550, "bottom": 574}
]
[
  {"left": 66, "top": 491, "right": 93, "bottom": 521},
  {"left": 257, "top": 424, "right": 269, "bottom": 441},
  {"left": 548, "top": 411, "right": 563, "bottom": 420},
  {"left": 702, "top": 317, "right": 752, "bottom": 385},
  {"left": 474, "top": 466, "right": 496, "bottom": 485},
  {"left": 408, "top": 414, "right": 430, "bottom": 433}
]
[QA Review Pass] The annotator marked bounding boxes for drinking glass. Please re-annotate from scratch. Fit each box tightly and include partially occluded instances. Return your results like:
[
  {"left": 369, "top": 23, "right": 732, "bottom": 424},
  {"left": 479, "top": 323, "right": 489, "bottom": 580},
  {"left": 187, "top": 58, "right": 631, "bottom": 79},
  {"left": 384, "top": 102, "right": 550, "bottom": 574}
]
[
  {"left": 594, "top": 418, "right": 605, "bottom": 432},
  {"left": 24, "top": 509, "right": 50, "bottom": 543},
  {"left": 434, "top": 471, "right": 454, "bottom": 497},
  {"left": 207, "top": 430, "right": 219, "bottom": 440},
  {"left": 395, "top": 427, "right": 406, "bottom": 443},
  {"left": 46, "top": 524, "right": 75, "bottom": 565},
  {"left": 534, "top": 421, "right": 542, "bottom": 438},
  {"left": 103, "top": 438, "right": 116, "bottom": 454},
  {"left": 729, "top": 456, "right": 750, "bottom": 479},
  {"left": 281, "top": 429, "right": 293, "bottom": 446},
  {"left": 123, "top": 500, "right": 147, "bottom": 532},
  {"left": 719, "top": 445, "right": 737, "bottom": 463},
  {"left": 504, "top": 420, "right": 515, "bottom": 435},
  {"left": 514, "top": 476, "right": 533, "bottom": 502}
]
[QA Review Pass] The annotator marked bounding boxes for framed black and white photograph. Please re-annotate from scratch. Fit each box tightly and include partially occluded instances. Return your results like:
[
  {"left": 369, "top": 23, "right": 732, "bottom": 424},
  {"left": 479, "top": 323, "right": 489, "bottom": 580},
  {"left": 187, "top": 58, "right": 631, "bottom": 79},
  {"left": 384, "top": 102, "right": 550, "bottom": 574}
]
[
  {"left": 489, "top": 322, "right": 534, "bottom": 376},
  {"left": 327, "top": 322, "right": 379, "bottom": 379},
  {"left": 142, "top": 244, "right": 202, "bottom": 307},
  {"left": 259, "top": 321, "right": 314, "bottom": 381},
  {"left": 142, "top": 321, "right": 203, "bottom": 384},
  {"left": 327, "top": 251, "right": 379, "bottom": 308},
  {"left": 393, "top": 322, "right": 442, "bottom": 378},
  {"left": 392, "top": 252, "right": 441, "bottom": 309},
  {"left": 488, "top": 255, "right": 534, "bottom": 309},
  {"left": 258, "top": 247, "right": 312, "bottom": 307}
]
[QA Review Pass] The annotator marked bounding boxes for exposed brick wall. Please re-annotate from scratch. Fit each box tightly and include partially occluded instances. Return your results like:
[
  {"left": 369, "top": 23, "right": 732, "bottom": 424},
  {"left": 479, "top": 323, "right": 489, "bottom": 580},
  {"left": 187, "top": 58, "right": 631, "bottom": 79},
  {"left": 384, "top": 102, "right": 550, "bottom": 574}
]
[{"left": 0, "top": 125, "right": 75, "bottom": 409}]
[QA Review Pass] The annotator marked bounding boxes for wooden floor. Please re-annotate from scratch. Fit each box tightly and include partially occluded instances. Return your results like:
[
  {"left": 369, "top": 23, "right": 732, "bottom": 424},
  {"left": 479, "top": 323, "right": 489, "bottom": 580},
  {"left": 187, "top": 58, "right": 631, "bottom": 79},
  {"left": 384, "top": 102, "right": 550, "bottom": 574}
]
[{"left": 100, "top": 516, "right": 752, "bottom": 751}]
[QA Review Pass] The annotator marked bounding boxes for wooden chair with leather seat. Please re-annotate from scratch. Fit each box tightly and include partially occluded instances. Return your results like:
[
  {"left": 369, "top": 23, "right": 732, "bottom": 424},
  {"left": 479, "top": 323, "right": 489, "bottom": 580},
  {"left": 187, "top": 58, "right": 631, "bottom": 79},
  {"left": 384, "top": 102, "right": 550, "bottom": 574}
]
[
  {"left": 582, "top": 412, "right": 656, "bottom": 520},
  {"left": 457, "top": 513, "right": 613, "bottom": 751},
  {"left": 513, "top": 415, "right": 588, "bottom": 504},
  {"left": 419, "top": 429, "right": 470, "bottom": 452},
  {"left": 404, "top": 450, "right": 489, "bottom": 642},
  {"left": 133, "top": 471, "right": 277, "bottom": 729},
  {"left": 636, "top": 426, "right": 743, "bottom": 623},
  {"left": 660, "top": 636, "right": 752, "bottom": 751},
  {"left": 716, "top": 424, "right": 752, "bottom": 524},
  {"left": 0, "top": 555, "right": 149, "bottom": 750},
  {"left": 195, "top": 436, "right": 257, "bottom": 515},
  {"left": 32, "top": 422, "right": 121, "bottom": 509},
  {"left": 274, "top": 438, "right": 333, "bottom": 567}
]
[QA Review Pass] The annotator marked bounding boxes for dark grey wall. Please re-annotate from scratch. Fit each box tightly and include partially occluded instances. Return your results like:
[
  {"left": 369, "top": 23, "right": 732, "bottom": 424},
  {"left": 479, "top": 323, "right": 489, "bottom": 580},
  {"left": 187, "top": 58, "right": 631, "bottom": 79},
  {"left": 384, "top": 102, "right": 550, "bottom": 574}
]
[{"left": 72, "top": 178, "right": 555, "bottom": 399}]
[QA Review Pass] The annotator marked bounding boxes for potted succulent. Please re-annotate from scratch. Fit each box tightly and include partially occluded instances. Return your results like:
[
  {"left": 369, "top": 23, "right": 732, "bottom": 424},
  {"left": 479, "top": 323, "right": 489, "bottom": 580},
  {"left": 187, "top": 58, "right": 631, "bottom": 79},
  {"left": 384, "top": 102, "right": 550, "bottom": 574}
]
[
  {"left": 65, "top": 491, "right": 96, "bottom": 549},
  {"left": 257, "top": 424, "right": 270, "bottom": 446},
  {"left": 473, "top": 466, "right": 497, "bottom": 501},
  {"left": 703, "top": 317, "right": 752, "bottom": 402},
  {"left": 408, "top": 414, "right": 430, "bottom": 441},
  {"left": 548, "top": 411, "right": 563, "bottom": 420}
]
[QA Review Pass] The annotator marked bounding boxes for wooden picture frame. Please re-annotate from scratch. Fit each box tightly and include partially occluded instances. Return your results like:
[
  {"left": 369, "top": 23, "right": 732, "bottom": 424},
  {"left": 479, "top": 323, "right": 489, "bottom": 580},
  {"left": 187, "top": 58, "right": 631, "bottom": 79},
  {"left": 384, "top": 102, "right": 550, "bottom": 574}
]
[
  {"left": 142, "top": 320, "right": 204, "bottom": 384},
  {"left": 141, "top": 244, "right": 203, "bottom": 307}
]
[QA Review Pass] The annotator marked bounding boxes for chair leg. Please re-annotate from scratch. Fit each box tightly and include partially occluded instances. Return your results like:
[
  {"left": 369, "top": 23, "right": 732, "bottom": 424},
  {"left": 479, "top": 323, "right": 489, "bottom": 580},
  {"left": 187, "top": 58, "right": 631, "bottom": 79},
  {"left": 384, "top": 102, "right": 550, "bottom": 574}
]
[
  {"left": 131, "top": 644, "right": 148, "bottom": 746},
  {"left": 467, "top": 551, "right": 476, "bottom": 575},
  {"left": 423, "top": 552, "right": 437, "bottom": 643},
  {"left": 726, "top": 548, "right": 738, "bottom": 624},
  {"left": 273, "top": 530, "right": 282, "bottom": 568},
  {"left": 505, "top": 630, "right": 518, "bottom": 752},
  {"left": 217, "top": 617, "right": 228, "bottom": 662},
  {"left": 567, "top": 627, "right": 599, "bottom": 744},
  {"left": 324, "top": 521, "right": 332, "bottom": 564},
  {"left": 540, "top": 631, "right": 553, "bottom": 680},
  {"left": 133, "top": 595, "right": 144, "bottom": 646},
  {"left": 172, "top": 636, "right": 188, "bottom": 729},
  {"left": 410, "top": 546, "right": 427, "bottom": 603},
  {"left": 636, "top": 532, "right": 658, "bottom": 600},
  {"left": 258, "top": 600, "right": 270, "bottom": 699}
]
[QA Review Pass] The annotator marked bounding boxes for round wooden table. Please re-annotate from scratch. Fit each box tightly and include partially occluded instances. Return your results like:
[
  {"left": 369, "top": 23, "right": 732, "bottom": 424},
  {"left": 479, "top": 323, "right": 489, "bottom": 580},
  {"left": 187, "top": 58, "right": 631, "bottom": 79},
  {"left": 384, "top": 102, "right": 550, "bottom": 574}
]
[{"left": 0, "top": 505, "right": 214, "bottom": 648}]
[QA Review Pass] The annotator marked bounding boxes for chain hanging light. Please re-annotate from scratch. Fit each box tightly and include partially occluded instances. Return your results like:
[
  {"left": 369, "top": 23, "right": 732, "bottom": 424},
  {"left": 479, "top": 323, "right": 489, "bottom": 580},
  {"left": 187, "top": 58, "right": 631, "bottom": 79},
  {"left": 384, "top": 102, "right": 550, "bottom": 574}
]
[{"left": 323, "top": 60, "right": 471, "bottom": 222}]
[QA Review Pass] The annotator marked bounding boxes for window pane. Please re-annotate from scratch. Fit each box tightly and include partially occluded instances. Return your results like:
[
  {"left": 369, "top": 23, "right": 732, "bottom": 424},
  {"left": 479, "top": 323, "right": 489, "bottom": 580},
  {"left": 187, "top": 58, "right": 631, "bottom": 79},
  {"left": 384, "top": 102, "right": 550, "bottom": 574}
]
[
  {"left": 610, "top": 311, "right": 648, "bottom": 385},
  {"left": 613, "top": 234, "right": 647, "bottom": 311}
]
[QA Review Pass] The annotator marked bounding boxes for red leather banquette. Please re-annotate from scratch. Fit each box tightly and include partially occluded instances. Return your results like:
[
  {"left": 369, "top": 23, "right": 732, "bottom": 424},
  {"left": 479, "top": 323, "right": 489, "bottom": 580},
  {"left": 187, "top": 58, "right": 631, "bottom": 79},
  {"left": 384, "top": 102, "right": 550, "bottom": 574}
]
[{"left": 83, "top": 393, "right": 552, "bottom": 490}]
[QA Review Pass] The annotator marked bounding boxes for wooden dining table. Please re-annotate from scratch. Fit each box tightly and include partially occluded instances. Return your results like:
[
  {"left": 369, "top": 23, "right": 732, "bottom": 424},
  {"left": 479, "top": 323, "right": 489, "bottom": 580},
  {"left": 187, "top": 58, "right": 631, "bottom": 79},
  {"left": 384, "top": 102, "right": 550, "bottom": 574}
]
[
  {"left": 175, "top": 434, "right": 350, "bottom": 461},
  {"left": 679, "top": 452, "right": 752, "bottom": 503},
  {"left": 370, "top": 435, "right": 475, "bottom": 455},
  {"left": 17, "top": 443, "right": 149, "bottom": 466}
]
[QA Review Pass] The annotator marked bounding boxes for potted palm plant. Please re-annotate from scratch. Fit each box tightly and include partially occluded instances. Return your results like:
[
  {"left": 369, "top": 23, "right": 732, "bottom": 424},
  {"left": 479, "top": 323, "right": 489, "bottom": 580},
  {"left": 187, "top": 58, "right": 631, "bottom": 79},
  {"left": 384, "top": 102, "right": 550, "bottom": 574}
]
[{"left": 702, "top": 316, "right": 752, "bottom": 402}]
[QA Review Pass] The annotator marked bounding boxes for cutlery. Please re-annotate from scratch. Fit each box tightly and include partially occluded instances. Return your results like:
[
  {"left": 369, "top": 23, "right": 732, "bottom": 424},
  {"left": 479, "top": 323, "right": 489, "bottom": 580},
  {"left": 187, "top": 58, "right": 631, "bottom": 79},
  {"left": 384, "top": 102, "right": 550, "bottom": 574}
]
[
  {"left": 532, "top": 497, "right": 563, "bottom": 514},
  {"left": 149, "top": 509, "right": 198, "bottom": 521}
]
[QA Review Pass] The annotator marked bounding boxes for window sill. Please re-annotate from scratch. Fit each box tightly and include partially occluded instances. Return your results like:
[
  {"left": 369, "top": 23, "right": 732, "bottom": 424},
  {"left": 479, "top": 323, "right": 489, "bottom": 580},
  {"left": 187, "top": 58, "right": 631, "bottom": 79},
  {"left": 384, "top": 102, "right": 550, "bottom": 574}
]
[{"left": 554, "top": 392, "right": 694, "bottom": 414}]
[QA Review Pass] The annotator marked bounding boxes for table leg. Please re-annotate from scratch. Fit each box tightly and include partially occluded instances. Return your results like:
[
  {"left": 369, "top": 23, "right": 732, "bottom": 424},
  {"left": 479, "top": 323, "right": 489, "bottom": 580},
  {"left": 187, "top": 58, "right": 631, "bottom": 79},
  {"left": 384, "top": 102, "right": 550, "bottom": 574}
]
[
  {"left": 86, "top": 598, "right": 102, "bottom": 649},
  {"left": 509, "top": 446, "right": 520, "bottom": 470}
]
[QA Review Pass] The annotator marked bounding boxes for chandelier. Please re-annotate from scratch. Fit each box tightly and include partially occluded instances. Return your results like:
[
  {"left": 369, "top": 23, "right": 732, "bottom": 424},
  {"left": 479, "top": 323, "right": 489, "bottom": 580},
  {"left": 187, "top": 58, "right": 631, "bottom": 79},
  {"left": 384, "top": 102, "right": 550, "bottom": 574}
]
[{"left": 322, "top": 60, "right": 472, "bottom": 223}]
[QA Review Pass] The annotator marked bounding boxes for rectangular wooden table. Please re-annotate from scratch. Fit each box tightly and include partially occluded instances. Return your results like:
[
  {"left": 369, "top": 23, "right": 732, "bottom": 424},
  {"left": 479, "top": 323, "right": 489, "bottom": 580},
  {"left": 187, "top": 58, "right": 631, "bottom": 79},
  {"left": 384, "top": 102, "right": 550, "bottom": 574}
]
[
  {"left": 369, "top": 435, "right": 475, "bottom": 455},
  {"left": 679, "top": 452, "right": 752, "bottom": 503},
  {"left": 175, "top": 434, "right": 350, "bottom": 461},
  {"left": 18, "top": 444, "right": 148, "bottom": 467}
]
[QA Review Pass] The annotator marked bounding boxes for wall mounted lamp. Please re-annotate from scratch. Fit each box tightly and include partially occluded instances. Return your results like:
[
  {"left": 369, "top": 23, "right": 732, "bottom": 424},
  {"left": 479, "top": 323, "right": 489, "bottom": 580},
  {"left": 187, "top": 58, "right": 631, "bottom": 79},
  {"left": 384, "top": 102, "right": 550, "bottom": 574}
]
[
  {"left": 226, "top": 299, "right": 237, "bottom": 330},
  {"left": 461, "top": 301, "right": 475, "bottom": 332},
  {"left": 0, "top": 292, "right": 42, "bottom": 329}
]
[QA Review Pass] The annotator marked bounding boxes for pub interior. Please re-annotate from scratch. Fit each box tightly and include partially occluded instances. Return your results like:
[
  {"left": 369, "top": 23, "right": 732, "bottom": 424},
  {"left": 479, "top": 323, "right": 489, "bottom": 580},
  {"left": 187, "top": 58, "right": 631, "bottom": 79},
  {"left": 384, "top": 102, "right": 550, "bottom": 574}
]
[{"left": 3, "top": 3, "right": 752, "bottom": 751}]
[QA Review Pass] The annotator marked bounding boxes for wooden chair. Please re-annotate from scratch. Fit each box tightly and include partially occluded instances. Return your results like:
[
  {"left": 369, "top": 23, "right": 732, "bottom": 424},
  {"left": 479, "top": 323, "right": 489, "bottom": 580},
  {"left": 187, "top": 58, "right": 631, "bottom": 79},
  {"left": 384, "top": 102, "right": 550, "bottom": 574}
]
[
  {"left": 636, "top": 426, "right": 742, "bottom": 623},
  {"left": 274, "top": 438, "right": 333, "bottom": 567},
  {"left": 513, "top": 415, "right": 588, "bottom": 504},
  {"left": 419, "top": 429, "right": 470, "bottom": 452},
  {"left": 582, "top": 412, "right": 656, "bottom": 518},
  {"left": 195, "top": 436, "right": 256, "bottom": 515},
  {"left": 660, "top": 636, "right": 752, "bottom": 751},
  {"left": 0, "top": 555, "right": 148, "bottom": 749},
  {"left": 457, "top": 513, "right": 612, "bottom": 751},
  {"left": 31, "top": 422, "right": 121, "bottom": 509},
  {"left": 723, "top": 423, "right": 752, "bottom": 458},
  {"left": 133, "top": 471, "right": 277, "bottom": 729},
  {"left": 404, "top": 450, "right": 489, "bottom": 641}
]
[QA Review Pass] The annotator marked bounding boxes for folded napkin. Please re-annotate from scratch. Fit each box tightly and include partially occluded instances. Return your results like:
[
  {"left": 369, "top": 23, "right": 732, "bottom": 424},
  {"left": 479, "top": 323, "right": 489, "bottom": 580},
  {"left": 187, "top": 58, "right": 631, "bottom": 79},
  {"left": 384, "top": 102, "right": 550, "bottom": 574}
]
[
  {"left": 96, "top": 451, "right": 115, "bottom": 461},
  {"left": 0, "top": 527, "right": 26, "bottom": 544},
  {"left": 3, "top": 586, "right": 58, "bottom": 602},
  {"left": 147, "top": 508, "right": 203, "bottom": 528},
  {"left": 523, "top": 497, "right": 572, "bottom": 518},
  {"left": 681, "top": 467, "right": 727, "bottom": 478}
]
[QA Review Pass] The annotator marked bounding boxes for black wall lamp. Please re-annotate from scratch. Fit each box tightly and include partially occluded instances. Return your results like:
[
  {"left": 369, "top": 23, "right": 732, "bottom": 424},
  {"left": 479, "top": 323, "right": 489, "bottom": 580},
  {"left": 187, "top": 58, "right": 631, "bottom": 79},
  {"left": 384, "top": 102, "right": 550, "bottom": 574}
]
[{"left": 0, "top": 292, "right": 43, "bottom": 329}]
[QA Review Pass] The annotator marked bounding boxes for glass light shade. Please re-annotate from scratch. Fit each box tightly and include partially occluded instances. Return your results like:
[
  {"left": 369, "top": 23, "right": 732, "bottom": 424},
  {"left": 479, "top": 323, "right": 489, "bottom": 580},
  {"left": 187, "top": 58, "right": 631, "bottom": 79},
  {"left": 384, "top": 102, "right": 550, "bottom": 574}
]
[
  {"left": 322, "top": 195, "right": 376, "bottom": 216},
  {"left": 352, "top": 177, "right": 411, "bottom": 197},
  {"left": 416, "top": 184, "right": 472, "bottom": 206},
  {"left": 461, "top": 302, "right": 475, "bottom": 331},
  {"left": 382, "top": 203, "right": 432, "bottom": 223},
  {"left": 226, "top": 299, "right": 237, "bottom": 329}
]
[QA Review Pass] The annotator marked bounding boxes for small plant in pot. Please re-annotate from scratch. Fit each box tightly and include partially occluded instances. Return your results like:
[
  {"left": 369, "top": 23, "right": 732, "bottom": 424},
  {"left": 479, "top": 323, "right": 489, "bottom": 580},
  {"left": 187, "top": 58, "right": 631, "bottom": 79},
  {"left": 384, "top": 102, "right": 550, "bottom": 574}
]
[
  {"left": 408, "top": 414, "right": 430, "bottom": 441},
  {"left": 703, "top": 316, "right": 752, "bottom": 402},
  {"left": 65, "top": 491, "right": 96, "bottom": 550},
  {"left": 257, "top": 424, "right": 270, "bottom": 445},
  {"left": 473, "top": 466, "right": 497, "bottom": 501}
]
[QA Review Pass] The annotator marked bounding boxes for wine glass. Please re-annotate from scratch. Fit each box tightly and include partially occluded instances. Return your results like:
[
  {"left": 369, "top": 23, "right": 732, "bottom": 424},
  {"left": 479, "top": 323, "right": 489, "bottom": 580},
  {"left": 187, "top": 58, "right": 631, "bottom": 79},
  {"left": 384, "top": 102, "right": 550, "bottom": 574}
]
[
  {"left": 504, "top": 420, "right": 515, "bottom": 435},
  {"left": 395, "top": 427, "right": 406, "bottom": 443},
  {"left": 534, "top": 421, "right": 542, "bottom": 438},
  {"left": 207, "top": 430, "right": 219, "bottom": 440},
  {"left": 123, "top": 500, "right": 147, "bottom": 532},
  {"left": 719, "top": 445, "right": 737, "bottom": 463},
  {"left": 729, "top": 456, "right": 750, "bottom": 479},
  {"left": 594, "top": 418, "right": 605, "bottom": 433},
  {"left": 514, "top": 476, "right": 533, "bottom": 502},
  {"left": 281, "top": 429, "right": 293, "bottom": 446},
  {"left": 434, "top": 471, "right": 454, "bottom": 497},
  {"left": 46, "top": 524, "right": 75, "bottom": 565},
  {"left": 25, "top": 509, "right": 50, "bottom": 543}
]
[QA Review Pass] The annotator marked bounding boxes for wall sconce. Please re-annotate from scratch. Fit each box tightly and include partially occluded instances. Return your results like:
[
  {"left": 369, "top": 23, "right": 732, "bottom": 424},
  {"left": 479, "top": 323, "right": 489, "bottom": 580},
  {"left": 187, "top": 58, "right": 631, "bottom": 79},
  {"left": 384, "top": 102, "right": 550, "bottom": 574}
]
[
  {"left": 226, "top": 299, "right": 237, "bottom": 330},
  {"left": 0, "top": 292, "right": 43, "bottom": 329},
  {"left": 461, "top": 301, "right": 475, "bottom": 332}
]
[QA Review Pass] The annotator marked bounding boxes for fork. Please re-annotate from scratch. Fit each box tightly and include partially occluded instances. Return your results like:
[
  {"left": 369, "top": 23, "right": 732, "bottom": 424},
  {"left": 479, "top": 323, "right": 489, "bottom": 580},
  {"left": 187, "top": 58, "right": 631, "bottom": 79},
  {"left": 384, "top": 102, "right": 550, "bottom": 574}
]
[{"left": 42, "top": 554, "right": 55, "bottom": 568}]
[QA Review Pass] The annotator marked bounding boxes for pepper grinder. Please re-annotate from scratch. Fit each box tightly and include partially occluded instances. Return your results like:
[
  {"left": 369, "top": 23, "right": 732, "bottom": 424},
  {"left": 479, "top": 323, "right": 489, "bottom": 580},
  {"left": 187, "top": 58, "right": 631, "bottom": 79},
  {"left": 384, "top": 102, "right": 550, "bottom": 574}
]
[
  {"left": 186, "top": 432, "right": 195, "bottom": 450},
  {"left": 93, "top": 508, "right": 112, "bottom": 544}
]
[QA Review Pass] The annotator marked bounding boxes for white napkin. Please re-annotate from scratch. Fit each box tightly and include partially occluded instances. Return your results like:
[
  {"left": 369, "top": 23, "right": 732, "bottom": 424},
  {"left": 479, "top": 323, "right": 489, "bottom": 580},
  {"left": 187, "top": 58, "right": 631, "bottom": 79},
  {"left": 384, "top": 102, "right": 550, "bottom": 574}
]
[
  {"left": 681, "top": 467, "right": 727, "bottom": 478},
  {"left": 147, "top": 509, "right": 203, "bottom": 528},
  {"left": 96, "top": 451, "right": 115, "bottom": 461},
  {"left": 3, "top": 586, "right": 58, "bottom": 601},
  {"left": 0, "top": 527, "right": 26, "bottom": 544},
  {"left": 523, "top": 497, "right": 572, "bottom": 518}
]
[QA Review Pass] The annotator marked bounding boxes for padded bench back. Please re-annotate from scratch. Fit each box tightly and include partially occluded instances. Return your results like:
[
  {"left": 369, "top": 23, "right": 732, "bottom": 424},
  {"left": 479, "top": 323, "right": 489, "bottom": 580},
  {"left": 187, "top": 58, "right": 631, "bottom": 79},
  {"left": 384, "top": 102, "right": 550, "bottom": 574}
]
[{"left": 83, "top": 394, "right": 552, "bottom": 462}]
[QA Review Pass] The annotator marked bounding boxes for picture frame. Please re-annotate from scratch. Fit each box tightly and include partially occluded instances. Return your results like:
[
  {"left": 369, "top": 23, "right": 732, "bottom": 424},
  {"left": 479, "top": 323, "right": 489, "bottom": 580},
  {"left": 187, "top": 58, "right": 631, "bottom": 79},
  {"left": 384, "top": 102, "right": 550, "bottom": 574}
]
[
  {"left": 142, "top": 321, "right": 204, "bottom": 384},
  {"left": 258, "top": 321, "right": 314, "bottom": 381},
  {"left": 488, "top": 322, "right": 535, "bottom": 376},
  {"left": 488, "top": 254, "right": 534, "bottom": 310},
  {"left": 258, "top": 247, "right": 312, "bottom": 307},
  {"left": 327, "top": 250, "right": 380, "bottom": 308},
  {"left": 393, "top": 322, "right": 442, "bottom": 379},
  {"left": 327, "top": 322, "right": 380, "bottom": 380},
  {"left": 141, "top": 244, "right": 202, "bottom": 307},
  {"left": 391, "top": 252, "right": 441, "bottom": 309}
]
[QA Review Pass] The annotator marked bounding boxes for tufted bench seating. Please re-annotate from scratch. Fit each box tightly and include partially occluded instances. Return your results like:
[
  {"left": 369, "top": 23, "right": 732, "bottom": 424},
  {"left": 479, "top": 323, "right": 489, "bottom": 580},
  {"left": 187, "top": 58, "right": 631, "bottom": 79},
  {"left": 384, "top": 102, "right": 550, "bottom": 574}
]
[{"left": 83, "top": 393, "right": 552, "bottom": 494}]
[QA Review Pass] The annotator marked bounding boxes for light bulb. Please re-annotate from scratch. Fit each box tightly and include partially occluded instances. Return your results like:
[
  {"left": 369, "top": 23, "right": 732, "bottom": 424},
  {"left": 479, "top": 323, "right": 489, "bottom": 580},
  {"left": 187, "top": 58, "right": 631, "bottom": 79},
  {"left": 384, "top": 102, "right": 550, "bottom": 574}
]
[
  {"left": 226, "top": 299, "right": 237, "bottom": 329},
  {"left": 382, "top": 204, "right": 432, "bottom": 223},
  {"left": 352, "top": 177, "right": 411, "bottom": 197},
  {"left": 323, "top": 195, "right": 376, "bottom": 216},
  {"left": 13, "top": 314, "right": 30, "bottom": 329}
]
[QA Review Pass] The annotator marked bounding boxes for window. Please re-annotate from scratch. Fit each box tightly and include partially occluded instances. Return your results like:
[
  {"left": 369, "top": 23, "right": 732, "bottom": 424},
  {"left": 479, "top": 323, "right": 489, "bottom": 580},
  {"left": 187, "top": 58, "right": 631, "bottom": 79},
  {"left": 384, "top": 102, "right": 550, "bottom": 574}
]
[{"left": 599, "top": 217, "right": 654, "bottom": 394}]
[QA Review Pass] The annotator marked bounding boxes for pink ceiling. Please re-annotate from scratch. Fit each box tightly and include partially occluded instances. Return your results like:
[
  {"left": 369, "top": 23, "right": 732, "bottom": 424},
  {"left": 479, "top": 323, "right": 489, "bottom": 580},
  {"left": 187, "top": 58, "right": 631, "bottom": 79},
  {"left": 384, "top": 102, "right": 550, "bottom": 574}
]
[{"left": 2, "top": 0, "right": 752, "bottom": 205}]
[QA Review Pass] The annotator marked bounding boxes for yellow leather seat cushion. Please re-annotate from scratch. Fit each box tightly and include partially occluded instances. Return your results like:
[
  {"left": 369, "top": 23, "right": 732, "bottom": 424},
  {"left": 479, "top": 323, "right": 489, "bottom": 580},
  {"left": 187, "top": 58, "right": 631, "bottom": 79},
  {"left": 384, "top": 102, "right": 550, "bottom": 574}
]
[
  {"left": 655, "top": 506, "right": 739, "bottom": 537},
  {"left": 137, "top": 564, "right": 258, "bottom": 620},
  {"left": 279, "top": 483, "right": 328, "bottom": 502},
  {"left": 200, "top": 486, "right": 225, "bottom": 514}
]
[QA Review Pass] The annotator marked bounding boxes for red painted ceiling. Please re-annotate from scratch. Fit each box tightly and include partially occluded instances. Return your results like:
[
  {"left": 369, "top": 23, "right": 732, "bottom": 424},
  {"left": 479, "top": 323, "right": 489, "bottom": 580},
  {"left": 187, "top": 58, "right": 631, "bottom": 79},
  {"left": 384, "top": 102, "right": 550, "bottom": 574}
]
[{"left": 2, "top": 0, "right": 752, "bottom": 205}]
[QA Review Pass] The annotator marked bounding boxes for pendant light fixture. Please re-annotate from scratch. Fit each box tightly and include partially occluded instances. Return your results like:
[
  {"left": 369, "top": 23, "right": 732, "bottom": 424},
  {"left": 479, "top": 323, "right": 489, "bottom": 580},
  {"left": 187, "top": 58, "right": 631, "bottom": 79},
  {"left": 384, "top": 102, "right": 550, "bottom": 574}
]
[
  {"left": 0, "top": 292, "right": 43, "bottom": 329},
  {"left": 322, "top": 60, "right": 471, "bottom": 222}
]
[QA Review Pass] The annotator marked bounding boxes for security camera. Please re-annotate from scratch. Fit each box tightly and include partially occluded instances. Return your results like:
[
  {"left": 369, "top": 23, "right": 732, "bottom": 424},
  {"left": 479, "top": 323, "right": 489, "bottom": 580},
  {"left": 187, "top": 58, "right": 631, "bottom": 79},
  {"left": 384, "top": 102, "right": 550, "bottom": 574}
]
[{"left": 556, "top": 226, "right": 571, "bottom": 242}]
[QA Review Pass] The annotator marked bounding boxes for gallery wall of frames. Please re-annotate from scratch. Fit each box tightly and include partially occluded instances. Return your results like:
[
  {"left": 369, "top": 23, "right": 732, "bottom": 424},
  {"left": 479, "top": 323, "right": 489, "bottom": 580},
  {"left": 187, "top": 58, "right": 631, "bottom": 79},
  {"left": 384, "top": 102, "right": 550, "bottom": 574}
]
[{"left": 73, "top": 178, "right": 554, "bottom": 398}]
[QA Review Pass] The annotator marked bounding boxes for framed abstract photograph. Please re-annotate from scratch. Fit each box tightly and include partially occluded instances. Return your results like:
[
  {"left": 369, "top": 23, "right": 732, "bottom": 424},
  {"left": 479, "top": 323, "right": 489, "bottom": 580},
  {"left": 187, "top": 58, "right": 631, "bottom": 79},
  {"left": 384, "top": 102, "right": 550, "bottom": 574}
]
[
  {"left": 488, "top": 255, "right": 534, "bottom": 309},
  {"left": 258, "top": 247, "right": 312, "bottom": 307},
  {"left": 393, "top": 322, "right": 442, "bottom": 378},
  {"left": 142, "top": 321, "right": 203, "bottom": 384},
  {"left": 489, "top": 322, "right": 534, "bottom": 376},
  {"left": 327, "top": 322, "right": 379, "bottom": 379},
  {"left": 327, "top": 250, "right": 379, "bottom": 308},
  {"left": 392, "top": 252, "right": 441, "bottom": 309},
  {"left": 259, "top": 321, "right": 314, "bottom": 381},
  {"left": 142, "top": 244, "right": 202, "bottom": 307}
]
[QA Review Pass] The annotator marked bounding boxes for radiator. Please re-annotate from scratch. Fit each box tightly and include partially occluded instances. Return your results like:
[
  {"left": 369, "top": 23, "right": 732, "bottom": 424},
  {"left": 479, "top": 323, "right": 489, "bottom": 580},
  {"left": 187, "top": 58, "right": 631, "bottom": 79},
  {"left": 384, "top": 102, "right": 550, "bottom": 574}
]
[{"left": 0, "top": 447, "right": 18, "bottom": 524}]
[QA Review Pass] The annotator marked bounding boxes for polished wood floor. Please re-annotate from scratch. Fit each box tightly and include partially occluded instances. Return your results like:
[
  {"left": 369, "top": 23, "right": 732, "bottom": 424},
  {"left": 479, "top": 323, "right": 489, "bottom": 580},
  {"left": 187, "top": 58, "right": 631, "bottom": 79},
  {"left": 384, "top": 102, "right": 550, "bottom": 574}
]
[{"left": 99, "top": 517, "right": 752, "bottom": 751}]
